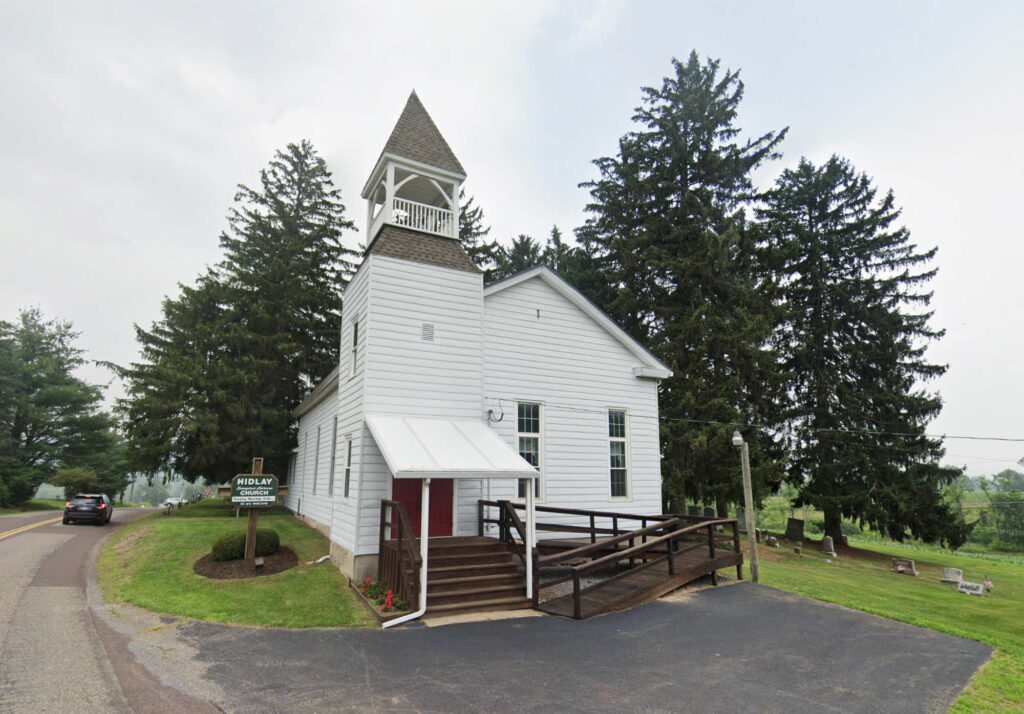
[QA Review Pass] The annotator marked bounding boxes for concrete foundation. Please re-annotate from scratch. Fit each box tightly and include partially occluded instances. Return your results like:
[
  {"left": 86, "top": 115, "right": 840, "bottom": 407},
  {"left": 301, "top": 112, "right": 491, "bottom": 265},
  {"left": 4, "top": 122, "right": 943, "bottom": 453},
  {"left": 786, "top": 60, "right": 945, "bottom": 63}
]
[
  {"left": 291, "top": 510, "right": 378, "bottom": 583},
  {"left": 328, "top": 541, "right": 377, "bottom": 582}
]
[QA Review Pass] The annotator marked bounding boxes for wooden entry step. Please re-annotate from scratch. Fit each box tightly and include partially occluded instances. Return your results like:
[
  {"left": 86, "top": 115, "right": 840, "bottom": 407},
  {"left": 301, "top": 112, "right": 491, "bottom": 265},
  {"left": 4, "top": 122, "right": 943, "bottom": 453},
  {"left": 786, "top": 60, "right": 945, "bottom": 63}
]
[{"left": 424, "top": 537, "right": 529, "bottom": 616}]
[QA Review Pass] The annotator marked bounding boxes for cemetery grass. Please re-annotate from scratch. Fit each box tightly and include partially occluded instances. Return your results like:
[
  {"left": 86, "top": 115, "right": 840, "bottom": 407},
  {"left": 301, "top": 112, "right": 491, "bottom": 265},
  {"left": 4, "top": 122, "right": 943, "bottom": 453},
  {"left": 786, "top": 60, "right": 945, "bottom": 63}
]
[
  {"left": 0, "top": 497, "right": 67, "bottom": 515},
  {"left": 98, "top": 498, "right": 374, "bottom": 628},
  {"left": 757, "top": 537, "right": 1024, "bottom": 712}
]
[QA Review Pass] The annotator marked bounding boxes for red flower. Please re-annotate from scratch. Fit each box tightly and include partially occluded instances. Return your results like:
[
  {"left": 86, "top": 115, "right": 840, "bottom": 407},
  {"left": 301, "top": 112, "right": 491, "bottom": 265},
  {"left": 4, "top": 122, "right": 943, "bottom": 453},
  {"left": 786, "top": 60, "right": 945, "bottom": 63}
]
[
  {"left": 360, "top": 589, "right": 365, "bottom": 594},
  {"left": 386, "top": 589, "right": 393, "bottom": 595}
]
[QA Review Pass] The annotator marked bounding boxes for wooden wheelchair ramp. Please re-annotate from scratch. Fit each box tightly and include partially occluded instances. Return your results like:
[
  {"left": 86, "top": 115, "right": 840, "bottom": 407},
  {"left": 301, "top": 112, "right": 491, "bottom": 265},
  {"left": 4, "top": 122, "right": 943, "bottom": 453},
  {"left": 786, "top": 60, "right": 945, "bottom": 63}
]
[{"left": 538, "top": 549, "right": 741, "bottom": 619}]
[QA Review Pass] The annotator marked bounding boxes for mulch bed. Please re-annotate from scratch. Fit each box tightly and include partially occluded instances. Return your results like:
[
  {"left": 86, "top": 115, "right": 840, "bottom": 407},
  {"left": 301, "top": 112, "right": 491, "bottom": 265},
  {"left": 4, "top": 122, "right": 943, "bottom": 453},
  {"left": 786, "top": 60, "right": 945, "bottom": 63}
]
[{"left": 193, "top": 546, "right": 299, "bottom": 580}]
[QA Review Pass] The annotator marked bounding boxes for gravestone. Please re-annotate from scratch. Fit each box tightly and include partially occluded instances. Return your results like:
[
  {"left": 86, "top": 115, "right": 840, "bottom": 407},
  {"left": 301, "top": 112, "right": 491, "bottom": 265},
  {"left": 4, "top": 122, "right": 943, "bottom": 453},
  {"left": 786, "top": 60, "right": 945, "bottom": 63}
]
[
  {"left": 704, "top": 507, "right": 716, "bottom": 519},
  {"left": 958, "top": 581, "right": 984, "bottom": 596},
  {"left": 890, "top": 557, "right": 920, "bottom": 577},
  {"left": 821, "top": 535, "right": 837, "bottom": 557},
  {"left": 794, "top": 546, "right": 802, "bottom": 555},
  {"left": 941, "top": 567, "right": 964, "bottom": 584},
  {"left": 784, "top": 518, "right": 804, "bottom": 542},
  {"left": 687, "top": 505, "right": 700, "bottom": 517},
  {"left": 765, "top": 535, "right": 779, "bottom": 548},
  {"left": 755, "top": 528, "right": 763, "bottom": 543},
  {"left": 736, "top": 507, "right": 746, "bottom": 531},
  {"left": 841, "top": 535, "right": 849, "bottom": 547}
]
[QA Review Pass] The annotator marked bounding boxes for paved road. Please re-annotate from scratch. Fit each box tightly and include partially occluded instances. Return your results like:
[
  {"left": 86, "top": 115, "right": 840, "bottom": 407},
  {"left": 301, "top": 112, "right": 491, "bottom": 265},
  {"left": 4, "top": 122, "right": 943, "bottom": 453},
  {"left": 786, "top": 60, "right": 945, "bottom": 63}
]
[{"left": 0, "top": 508, "right": 215, "bottom": 713}]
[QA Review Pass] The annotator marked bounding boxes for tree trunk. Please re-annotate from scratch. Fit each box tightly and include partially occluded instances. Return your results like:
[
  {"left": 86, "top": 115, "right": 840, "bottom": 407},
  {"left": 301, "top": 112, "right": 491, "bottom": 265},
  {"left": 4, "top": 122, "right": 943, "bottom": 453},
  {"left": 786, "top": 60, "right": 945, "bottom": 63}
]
[
  {"left": 716, "top": 496, "right": 729, "bottom": 519},
  {"left": 823, "top": 507, "right": 844, "bottom": 544}
]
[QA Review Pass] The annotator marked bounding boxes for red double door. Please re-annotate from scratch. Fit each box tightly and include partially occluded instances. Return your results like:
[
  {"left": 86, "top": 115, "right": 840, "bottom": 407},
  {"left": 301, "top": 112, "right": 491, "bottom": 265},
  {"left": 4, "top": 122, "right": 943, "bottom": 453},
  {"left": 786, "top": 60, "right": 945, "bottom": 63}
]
[{"left": 391, "top": 478, "right": 453, "bottom": 537}]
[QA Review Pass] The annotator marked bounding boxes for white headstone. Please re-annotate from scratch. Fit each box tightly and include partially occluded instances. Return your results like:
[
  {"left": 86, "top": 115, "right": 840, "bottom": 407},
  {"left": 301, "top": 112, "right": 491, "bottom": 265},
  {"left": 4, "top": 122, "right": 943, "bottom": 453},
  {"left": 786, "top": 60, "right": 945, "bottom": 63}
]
[
  {"left": 941, "top": 567, "right": 963, "bottom": 584},
  {"left": 958, "top": 581, "right": 984, "bottom": 596}
]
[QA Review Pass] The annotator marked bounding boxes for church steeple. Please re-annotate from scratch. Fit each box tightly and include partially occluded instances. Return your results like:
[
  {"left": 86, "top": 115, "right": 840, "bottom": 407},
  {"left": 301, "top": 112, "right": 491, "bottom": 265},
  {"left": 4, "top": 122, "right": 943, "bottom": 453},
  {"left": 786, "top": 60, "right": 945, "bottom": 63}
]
[{"left": 361, "top": 92, "right": 466, "bottom": 247}]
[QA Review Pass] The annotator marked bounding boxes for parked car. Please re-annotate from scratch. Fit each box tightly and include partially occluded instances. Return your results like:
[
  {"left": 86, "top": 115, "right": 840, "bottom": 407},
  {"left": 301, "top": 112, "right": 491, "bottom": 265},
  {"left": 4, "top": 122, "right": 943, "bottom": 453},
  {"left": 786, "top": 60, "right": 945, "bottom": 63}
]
[
  {"left": 163, "top": 497, "right": 186, "bottom": 507},
  {"left": 63, "top": 493, "right": 113, "bottom": 525}
]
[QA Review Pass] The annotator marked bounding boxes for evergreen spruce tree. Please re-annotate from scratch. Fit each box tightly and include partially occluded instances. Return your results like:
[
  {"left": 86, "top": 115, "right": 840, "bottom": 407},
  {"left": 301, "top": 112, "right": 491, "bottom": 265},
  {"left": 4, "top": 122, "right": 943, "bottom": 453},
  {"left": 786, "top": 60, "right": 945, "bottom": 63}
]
[
  {"left": 458, "top": 191, "right": 500, "bottom": 273},
  {"left": 489, "top": 234, "right": 545, "bottom": 282},
  {"left": 760, "top": 155, "right": 970, "bottom": 546},
  {"left": 119, "top": 276, "right": 235, "bottom": 480},
  {"left": 578, "top": 52, "right": 788, "bottom": 514},
  {"left": 120, "top": 141, "right": 356, "bottom": 482}
]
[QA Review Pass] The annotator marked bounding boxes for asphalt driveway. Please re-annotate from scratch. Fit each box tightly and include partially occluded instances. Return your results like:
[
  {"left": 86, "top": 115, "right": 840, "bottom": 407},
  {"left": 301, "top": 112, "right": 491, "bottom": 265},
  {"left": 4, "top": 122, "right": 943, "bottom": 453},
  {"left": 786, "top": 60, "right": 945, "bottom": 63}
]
[{"left": 172, "top": 582, "right": 989, "bottom": 713}]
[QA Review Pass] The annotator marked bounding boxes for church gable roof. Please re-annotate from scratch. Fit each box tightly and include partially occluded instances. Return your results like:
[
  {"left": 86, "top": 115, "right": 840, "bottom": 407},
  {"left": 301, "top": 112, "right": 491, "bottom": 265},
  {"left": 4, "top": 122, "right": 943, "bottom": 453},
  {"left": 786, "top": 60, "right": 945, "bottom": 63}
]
[
  {"left": 381, "top": 91, "right": 466, "bottom": 176},
  {"left": 484, "top": 265, "right": 672, "bottom": 379},
  {"left": 367, "top": 225, "right": 480, "bottom": 274}
]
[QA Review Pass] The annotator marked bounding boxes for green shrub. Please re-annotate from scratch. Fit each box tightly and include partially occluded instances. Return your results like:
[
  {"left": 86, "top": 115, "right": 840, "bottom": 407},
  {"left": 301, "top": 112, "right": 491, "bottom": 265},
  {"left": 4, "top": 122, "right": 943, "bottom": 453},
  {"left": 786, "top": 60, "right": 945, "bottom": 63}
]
[{"left": 211, "top": 529, "right": 281, "bottom": 562}]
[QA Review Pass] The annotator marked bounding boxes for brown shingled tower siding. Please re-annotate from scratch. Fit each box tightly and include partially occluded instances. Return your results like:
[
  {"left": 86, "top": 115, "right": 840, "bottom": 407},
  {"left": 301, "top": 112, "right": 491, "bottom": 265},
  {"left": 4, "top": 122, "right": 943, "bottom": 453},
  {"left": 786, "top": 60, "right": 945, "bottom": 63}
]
[
  {"left": 380, "top": 91, "right": 466, "bottom": 176},
  {"left": 368, "top": 225, "right": 480, "bottom": 274}
]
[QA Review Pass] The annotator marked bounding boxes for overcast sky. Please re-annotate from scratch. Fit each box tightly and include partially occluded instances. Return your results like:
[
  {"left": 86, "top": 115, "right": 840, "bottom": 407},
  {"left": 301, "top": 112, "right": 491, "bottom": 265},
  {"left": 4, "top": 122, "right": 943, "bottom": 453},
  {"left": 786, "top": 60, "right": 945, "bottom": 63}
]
[{"left": 2, "top": 1, "right": 1021, "bottom": 475}]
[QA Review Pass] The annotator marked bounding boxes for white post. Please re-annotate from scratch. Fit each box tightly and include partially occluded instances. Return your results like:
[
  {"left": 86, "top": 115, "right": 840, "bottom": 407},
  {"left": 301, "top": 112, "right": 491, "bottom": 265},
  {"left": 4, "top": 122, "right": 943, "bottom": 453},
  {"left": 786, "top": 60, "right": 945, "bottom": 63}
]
[
  {"left": 419, "top": 477, "right": 431, "bottom": 605},
  {"left": 385, "top": 163, "right": 395, "bottom": 225},
  {"left": 740, "top": 443, "right": 760, "bottom": 583},
  {"left": 525, "top": 479, "right": 535, "bottom": 596}
]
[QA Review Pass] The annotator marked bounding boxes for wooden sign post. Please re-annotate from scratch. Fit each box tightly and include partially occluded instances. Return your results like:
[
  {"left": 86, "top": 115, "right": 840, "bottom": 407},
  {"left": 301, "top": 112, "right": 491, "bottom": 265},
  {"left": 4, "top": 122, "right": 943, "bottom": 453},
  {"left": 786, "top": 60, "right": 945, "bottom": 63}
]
[{"left": 230, "top": 458, "right": 278, "bottom": 561}]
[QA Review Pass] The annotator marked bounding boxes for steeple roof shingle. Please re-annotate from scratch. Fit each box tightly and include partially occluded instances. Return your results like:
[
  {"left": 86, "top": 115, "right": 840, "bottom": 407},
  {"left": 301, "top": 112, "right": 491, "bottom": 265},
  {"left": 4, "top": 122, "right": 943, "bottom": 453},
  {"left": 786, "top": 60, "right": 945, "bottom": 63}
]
[{"left": 381, "top": 91, "right": 466, "bottom": 176}]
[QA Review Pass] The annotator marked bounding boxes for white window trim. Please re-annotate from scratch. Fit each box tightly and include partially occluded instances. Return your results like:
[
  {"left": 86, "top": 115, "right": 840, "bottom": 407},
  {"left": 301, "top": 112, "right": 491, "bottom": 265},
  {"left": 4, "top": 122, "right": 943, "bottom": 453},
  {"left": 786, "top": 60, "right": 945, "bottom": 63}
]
[
  {"left": 608, "top": 408, "right": 631, "bottom": 501},
  {"left": 516, "top": 401, "right": 545, "bottom": 502},
  {"left": 349, "top": 320, "right": 358, "bottom": 378},
  {"left": 343, "top": 438, "right": 353, "bottom": 499},
  {"left": 301, "top": 432, "right": 308, "bottom": 492},
  {"left": 328, "top": 417, "right": 338, "bottom": 495},
  {"left": 312, "top": 426, "right": 321, "bottom": 495}
]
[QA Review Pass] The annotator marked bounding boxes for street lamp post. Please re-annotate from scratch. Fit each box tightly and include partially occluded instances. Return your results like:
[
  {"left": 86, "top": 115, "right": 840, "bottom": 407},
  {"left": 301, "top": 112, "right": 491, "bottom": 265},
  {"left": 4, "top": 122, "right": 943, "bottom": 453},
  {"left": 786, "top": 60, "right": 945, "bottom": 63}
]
[{"left": 732, "top": 430, "right": 760, "bottom": 583}]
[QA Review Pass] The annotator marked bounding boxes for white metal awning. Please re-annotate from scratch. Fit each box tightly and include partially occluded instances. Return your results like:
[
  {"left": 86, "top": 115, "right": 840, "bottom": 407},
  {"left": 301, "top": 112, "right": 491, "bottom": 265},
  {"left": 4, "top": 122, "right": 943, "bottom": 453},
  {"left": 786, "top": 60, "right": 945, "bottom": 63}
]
[{"left": 365, "top": 414, "right": 538, "bottom": 480}]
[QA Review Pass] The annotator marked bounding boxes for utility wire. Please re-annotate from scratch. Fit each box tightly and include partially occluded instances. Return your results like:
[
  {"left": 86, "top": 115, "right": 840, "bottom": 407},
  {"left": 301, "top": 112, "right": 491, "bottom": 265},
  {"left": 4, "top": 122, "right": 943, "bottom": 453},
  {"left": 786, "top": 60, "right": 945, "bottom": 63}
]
[{"left": 486, "top": 396, "right": 1024, "bottom": 445}]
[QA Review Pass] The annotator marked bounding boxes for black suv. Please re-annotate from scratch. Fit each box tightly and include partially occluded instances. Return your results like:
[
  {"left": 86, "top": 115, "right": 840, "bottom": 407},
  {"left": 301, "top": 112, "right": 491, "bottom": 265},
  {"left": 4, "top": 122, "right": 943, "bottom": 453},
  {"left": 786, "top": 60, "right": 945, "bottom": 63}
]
[{"left": 63, "top": 493, "right": 113, "bottom": 525}]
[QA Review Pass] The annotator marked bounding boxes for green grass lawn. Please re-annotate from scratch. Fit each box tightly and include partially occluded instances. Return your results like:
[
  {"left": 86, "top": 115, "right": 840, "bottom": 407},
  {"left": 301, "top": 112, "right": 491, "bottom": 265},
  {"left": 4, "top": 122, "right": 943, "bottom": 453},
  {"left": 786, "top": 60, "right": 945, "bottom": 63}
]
[
  {"left": 99, "top": 498, "right": 373, "bottom": 628},
  {"left": 0, "top": 498, "right": 67, "bottom": 516},
  {"left": 757, "top": 536, "right": 1024, "bottom": 711}
]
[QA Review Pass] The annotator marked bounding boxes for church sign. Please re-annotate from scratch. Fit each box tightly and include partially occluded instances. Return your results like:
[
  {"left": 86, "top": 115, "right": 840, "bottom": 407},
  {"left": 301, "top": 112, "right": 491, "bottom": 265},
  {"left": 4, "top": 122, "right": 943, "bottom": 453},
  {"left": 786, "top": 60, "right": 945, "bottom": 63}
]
[{"left": 231, "top": 469, "right": 278, "bottom": 508}]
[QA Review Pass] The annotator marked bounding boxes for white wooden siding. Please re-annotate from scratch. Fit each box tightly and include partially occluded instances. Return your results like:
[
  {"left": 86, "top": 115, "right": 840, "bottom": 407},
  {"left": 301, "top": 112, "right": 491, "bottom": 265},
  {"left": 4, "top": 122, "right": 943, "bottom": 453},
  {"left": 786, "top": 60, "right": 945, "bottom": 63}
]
[
  {"left": 354, "top": 255, "right": 485, "bottom": 553},
  {"left": 480, "top": 275, "right": 662, "bottom": 536}
]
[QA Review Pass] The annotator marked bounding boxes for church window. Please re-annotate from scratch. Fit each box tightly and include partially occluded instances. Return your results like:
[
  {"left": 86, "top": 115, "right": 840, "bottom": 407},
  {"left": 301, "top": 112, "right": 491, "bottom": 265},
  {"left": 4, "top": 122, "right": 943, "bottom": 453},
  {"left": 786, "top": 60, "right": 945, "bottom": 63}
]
[
  {"left": 517, "top": 402, "right": 542, "bottom": 500},
  {"left": 609, "top": 410, "right": 629, "bottom": 499}
]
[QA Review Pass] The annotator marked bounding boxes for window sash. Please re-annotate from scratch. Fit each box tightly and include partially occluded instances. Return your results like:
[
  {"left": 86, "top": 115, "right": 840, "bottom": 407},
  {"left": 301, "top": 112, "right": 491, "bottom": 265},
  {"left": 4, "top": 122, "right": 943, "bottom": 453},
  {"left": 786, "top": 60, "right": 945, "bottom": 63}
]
[
  {"left": 343, "top": 440, "right": 353, "bottom": 498},
  {"left": 349, "top": 321, "right": 358, "bottom": 377},
  {"left": 313, "top": 426, "right": 321, "bottom": 494},
  {"left": 328, "top": 417, "right": 338, "bottom": 494},
  {"left": 608, "top": 410, "right": 628, "bottom": 499},
  {"left": 517, "top": 403, "right": 542, "bottom": 499}
]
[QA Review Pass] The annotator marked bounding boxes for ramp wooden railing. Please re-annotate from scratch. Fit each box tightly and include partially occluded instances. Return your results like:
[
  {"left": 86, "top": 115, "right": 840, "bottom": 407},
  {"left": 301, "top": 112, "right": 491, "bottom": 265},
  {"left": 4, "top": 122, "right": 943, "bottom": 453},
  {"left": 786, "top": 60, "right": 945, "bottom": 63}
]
[
  {"left": 378, "top": 500, "right": 422, "bottom": 606},
  {"left": 536, "top": 518, "right": 740, "bottom": 618},
  {"left": 479, "top": 501, "right": 742, "bottom": 612}
]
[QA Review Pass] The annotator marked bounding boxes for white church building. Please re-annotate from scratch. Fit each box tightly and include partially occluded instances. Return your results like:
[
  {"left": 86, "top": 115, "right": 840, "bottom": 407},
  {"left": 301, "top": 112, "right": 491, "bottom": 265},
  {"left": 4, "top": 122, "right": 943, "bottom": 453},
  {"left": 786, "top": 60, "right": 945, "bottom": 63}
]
[{"left": 283, "top": 93, "right": 676, "bottom": 611}]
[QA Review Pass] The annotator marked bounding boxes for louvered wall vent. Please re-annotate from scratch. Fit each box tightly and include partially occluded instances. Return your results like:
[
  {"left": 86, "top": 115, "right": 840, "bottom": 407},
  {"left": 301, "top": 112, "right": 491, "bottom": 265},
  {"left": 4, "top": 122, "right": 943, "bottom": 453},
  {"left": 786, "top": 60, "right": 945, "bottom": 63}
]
[{"left": 421, "top": 323, "right": 435, "bottom": 341}]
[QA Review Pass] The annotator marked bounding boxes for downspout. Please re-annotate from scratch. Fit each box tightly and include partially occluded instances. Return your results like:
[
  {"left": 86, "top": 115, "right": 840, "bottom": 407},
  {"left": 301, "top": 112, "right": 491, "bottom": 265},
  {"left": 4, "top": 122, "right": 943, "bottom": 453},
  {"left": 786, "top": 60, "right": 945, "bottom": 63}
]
[
  {"left": 382, "top": 477, "right": 431, "bottom": 629},
  {"left": 525, "top": 481, "right": 534, "bottom": 597}
]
